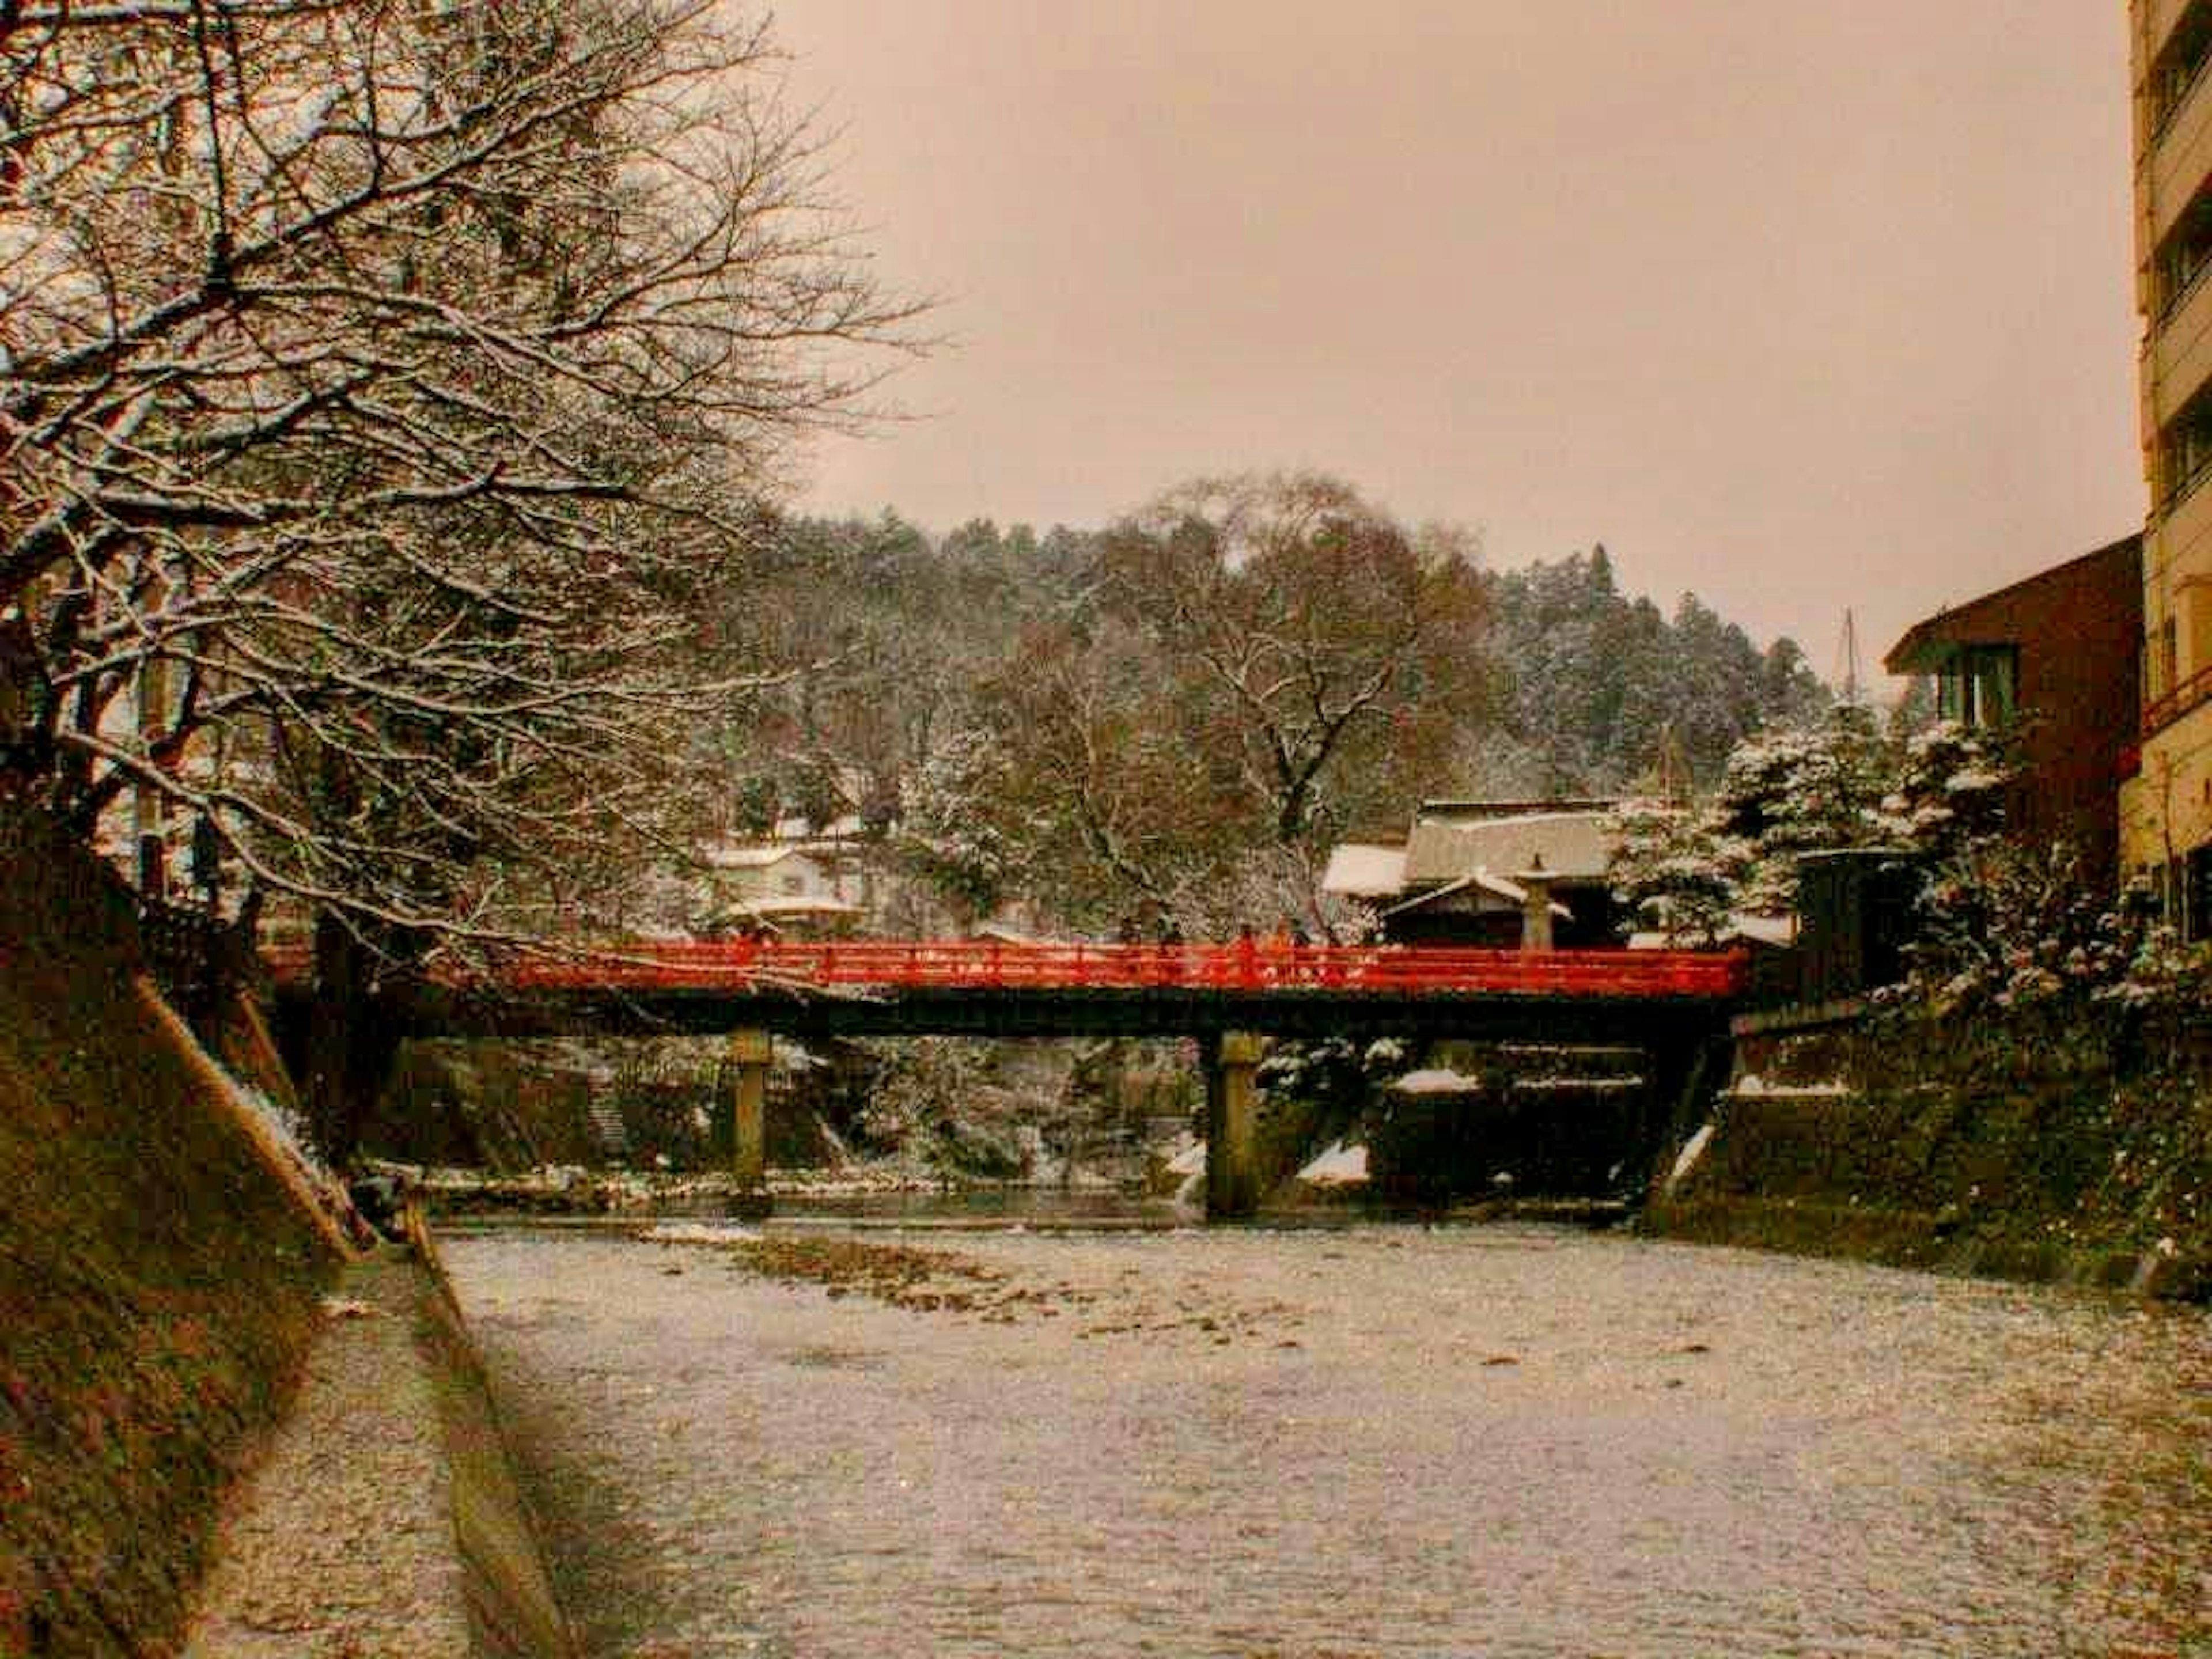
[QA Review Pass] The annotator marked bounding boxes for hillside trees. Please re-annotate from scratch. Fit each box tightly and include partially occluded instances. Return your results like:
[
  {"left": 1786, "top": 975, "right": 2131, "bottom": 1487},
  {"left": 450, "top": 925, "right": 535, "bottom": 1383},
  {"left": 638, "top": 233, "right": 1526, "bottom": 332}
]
[
  {"left": 720, "top": 514, "right": 1067, "bottom": 838},
  {"left": 845, "top": 502, "right": 1832, "bottom": 935},
  {"left": 946, "top": 473, "right": 1491, "bottom": 925},
  {"left": 1, "top": 0, "right": 918, "bottom": 951},
  {"left": 1485, "top": 548, "right": 1829, "bottom": 794},
  {"left": 1094, "top": 474, "right": 1491, "bottom": 848}
]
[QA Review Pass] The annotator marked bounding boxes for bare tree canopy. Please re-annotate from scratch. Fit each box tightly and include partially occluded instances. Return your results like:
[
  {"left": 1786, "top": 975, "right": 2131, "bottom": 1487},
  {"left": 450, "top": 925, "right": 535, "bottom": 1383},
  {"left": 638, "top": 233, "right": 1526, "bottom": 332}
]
[
  {"left": 929, "top": 472, "right": 1491, "bottom": 926},
  {"left": 1, "top": 0, "right": 921, "bottom": 945},
  {"left": 1094, "top": 471, "right": 1490, "bottom": 849}
]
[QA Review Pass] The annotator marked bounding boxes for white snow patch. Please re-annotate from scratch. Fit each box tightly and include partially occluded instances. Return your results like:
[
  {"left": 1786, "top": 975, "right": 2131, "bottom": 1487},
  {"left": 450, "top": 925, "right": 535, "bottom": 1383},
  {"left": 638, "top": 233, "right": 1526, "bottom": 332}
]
[
  {"left": 1321, "top": 842, "right": 1408, "bottom": 897},
  {"left": 1165, "top": 1141, "right": 1207, "bottom": 1177},
  {"left": 1512, "top": 1076, "right": 1642, "bottom": 1093},
  {"left": 1295, "top": 1141, "right": 1369, "bottom": 1186},
  {"left": 1391, "top": 1067, "right": 1482, "bottom": 1095},
  {"left": 1667, "top": 1123, "right": 1716, "bottom": 1192},
  {"left": 642, "top": 1222, "right": 762, "bottom": 1246},
  {"left": 1728, "top": 1074, "right": 1851, "bottom": 1099}
]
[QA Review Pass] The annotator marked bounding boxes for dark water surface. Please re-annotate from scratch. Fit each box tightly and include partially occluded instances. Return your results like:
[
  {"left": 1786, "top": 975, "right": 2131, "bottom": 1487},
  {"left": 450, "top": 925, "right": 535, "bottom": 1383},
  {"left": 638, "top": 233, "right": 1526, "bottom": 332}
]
[{"left": 442, "top": 1223, "right": 2210, "bottom": 1658}]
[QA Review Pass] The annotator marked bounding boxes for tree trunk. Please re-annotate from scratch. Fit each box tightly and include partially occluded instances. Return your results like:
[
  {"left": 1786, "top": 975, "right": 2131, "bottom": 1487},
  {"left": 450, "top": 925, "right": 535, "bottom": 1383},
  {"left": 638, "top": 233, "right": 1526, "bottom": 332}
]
[{"left": 301, "top": 914, "right": 400, "bottom": 1169}]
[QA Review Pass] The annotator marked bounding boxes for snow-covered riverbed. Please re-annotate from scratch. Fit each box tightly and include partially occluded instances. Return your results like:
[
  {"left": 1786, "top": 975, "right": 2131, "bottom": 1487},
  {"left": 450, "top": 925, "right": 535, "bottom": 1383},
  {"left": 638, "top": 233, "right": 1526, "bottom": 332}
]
[{"left": 444, "top": 1222, "right": 2211, "bottom": 1658}]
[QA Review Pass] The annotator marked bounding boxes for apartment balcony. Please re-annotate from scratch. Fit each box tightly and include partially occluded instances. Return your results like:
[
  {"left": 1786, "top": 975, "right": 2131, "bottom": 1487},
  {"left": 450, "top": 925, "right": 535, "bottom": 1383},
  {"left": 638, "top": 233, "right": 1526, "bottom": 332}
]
[
  {"left": 2150, "top": 251, "right": 2212, "bottom": 421},
  {"left": 2149, "top": 0, "right": 2200, "bottom": 68},
  {"left": 2153, "top": 454, "right": 2212, "bottom": 586},
  {"left": 2151, "top": 87, "right": 2212, "bottom": 243},
  {"left": 2143, "top": 660, "right": 2212, "bottom": 737}
]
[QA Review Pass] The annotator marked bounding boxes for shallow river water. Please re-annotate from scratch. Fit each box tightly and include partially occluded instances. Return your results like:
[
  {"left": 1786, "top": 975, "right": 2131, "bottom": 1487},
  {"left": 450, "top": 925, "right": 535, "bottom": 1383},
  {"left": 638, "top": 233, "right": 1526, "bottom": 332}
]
[{"left": 442, "top": 1222, "right": 2211, "bottom": 1658}]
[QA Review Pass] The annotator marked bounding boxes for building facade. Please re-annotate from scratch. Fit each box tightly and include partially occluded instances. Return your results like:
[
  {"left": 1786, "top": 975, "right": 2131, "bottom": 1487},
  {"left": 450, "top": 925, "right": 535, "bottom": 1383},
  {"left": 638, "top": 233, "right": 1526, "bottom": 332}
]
[
  {"left": 1884, "top": 536, "right": 2142, "bottom": 897},
  {"left": 2127, "top": 0, "right": 2212, "bottom": 933}
]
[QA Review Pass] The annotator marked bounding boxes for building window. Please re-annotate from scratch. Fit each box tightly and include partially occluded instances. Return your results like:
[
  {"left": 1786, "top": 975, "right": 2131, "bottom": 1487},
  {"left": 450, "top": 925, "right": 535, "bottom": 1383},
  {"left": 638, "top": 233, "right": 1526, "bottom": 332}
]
[
  {"left": 1935, "top": 645, "right": 2017, "bottom": 728},
  {"left": 2157, "top": 191, "right": 2212, "bottom": 317},
  {"left": 2154, "top": 4, "right": 2212, "bottom": 137},
  {"left": 781, "top": 874, "right": 804, "bottom": 895},
  {"left": 2188, "top": 584, "right": 2212, "bottom": 686},
  {"left": 2169, "top": 395, "right": 2212, "bottom": 505}
]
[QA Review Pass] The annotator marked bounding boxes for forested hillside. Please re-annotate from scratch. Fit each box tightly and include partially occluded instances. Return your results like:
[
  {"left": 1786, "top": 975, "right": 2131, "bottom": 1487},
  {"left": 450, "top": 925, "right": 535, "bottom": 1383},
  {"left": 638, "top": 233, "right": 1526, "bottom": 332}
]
[
  {"left": 708, "top": 476, "right": 1830, "bottom": 931},
  {"left": 1483, "top": 546, "right": 1831, "bottom": 797}
]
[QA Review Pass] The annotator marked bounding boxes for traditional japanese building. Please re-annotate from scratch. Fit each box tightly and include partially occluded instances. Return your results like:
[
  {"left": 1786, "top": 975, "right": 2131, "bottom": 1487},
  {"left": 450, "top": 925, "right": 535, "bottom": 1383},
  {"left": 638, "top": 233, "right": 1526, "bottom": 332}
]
[{"left": 1321, "top": 800, "right": 1624, "bottom": 948}]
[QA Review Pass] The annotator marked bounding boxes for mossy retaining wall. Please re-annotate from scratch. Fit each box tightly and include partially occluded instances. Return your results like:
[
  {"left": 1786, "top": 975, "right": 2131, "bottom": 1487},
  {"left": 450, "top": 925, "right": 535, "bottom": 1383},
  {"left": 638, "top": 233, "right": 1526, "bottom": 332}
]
[
  {"left": 0, "top": 805, "right": 343, "bottom": 1655},
  {"left": 1645, "top": 998, "right": 2212, "bottom": 1300}
]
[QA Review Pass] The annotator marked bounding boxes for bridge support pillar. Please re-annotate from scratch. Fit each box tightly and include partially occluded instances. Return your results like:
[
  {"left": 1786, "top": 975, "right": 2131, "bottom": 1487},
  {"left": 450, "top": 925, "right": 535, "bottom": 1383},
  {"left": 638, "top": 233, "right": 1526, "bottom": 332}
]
[
  {"left": 729, "top": 1027, "right": 771, "bottom": 1191},
  {"left": 1204, "top": 1030, "right": 1267, "bottom": 1219}
]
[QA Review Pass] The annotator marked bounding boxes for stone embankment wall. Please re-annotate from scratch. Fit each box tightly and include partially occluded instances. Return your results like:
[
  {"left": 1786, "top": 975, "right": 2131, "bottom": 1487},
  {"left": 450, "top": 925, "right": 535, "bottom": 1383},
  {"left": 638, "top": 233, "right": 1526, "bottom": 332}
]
[
  {"left": 1646, "top": 998, "right": 2212, "bottom": 1299},
  {"left": 0, "top": 805, "right": 345, "bottom": 1653}
]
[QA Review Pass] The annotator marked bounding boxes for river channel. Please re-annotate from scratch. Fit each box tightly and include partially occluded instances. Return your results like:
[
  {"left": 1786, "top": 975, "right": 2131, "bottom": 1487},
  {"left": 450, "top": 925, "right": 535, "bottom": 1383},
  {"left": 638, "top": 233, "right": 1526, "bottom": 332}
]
[{"left": 441, "top": 1220, "right": 2211, "bottom": 1658}]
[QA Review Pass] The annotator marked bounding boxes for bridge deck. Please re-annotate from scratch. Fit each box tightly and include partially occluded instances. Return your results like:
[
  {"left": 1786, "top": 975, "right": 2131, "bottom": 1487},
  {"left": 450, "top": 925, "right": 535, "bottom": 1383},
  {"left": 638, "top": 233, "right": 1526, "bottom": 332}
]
[
  {"left": 495, "top": 939, "right": 1747, "bottom": 999},
  {"left": 267, "top": 940, "right": 1748, "bottom": 1040}
]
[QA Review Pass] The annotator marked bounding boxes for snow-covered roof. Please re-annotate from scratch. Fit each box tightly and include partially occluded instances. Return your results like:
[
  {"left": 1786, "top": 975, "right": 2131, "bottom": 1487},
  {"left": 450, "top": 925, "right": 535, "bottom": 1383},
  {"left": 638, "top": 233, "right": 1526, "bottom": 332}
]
[
  {"left": 1627, "top": 912, "right": 1795, "bottom": 950},
  {"left": 767, "top": 812, "right": 868, "bottom": 842},
  {"left": 703, "top": 843, "right": 802, "bottom": 870},
  {"left": 1389, "top": 1067, "right": 1483, "bottom": 1096},
  {"left": 704, "top": 830, "right": 876, "bottom": 869},
  {"left": 1382, "top": 870, "right": 1571, "bottom": 919},
  {"left": 1402, "top": 809, "right": 1618, "bottom": 885},
  {"left": 725, "top": 895, "right": 863, "bottom": 919},
  {"left": 1320, "top": 842, "right": 1408, "bottom": 897}
]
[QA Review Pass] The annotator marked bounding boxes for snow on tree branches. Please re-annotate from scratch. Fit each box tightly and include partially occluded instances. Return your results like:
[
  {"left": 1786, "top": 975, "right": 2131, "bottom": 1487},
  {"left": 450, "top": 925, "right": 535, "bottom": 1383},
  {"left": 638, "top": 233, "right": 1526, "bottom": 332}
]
[
  {"left": 1605, "top": 713, "right": 2018, "bottom": 941},
  {"left": 1, "top": 0, "right": 921, "bottom": 950}
]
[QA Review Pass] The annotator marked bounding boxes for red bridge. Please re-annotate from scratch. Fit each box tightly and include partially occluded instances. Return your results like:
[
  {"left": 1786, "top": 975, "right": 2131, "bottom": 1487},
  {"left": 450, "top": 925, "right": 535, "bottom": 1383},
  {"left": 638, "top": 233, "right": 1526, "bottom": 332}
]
[
  {"left": 270, "top": 937, "right": 1748, "bottom": 1218},
  {"left": 273, "top": 935, "right": 1749, "bottom": 1046},
  {"left": 499, "top": 938, "right": 1747, "bottom": 999}
]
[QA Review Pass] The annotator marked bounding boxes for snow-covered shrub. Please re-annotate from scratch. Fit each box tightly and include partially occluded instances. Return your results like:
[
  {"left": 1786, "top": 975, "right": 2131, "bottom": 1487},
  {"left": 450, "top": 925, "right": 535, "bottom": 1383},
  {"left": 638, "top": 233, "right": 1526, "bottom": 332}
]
[
  {"left": 1888, "top": 839, "right": 2132, "bottom": 1017},
  {"left": 1602, "top": 796, "right": 1747, "bottom": 944},
  {"left": 1362, "top": 1036, "right": 1409, "bottom": 1073},
  {"left": 2107, "top": 922, "right": 2212, "bottom": 1011},
  {"left": 1606, "top": 712, "right": 2022, "bottom": 942},
  {"left": 1256, "top": 1036, "right": 1360, "bottom": 1096},
  {"left": 1873, "top": 720, "right": 2016, "bottom": 856}
]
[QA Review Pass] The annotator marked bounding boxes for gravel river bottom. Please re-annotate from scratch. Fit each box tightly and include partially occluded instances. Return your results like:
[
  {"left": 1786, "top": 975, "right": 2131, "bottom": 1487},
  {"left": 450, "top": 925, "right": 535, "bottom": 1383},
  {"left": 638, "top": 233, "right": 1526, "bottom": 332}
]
[{"left": 441, "top": 1223, "right": 2211, "bottom": 1658}]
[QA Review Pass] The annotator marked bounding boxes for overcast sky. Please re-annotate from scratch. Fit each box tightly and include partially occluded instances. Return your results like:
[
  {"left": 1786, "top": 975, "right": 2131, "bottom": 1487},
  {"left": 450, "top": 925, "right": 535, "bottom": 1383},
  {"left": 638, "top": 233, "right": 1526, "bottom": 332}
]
[{"left": 775, "top": 2, "right": 2141, "bottom": 687}]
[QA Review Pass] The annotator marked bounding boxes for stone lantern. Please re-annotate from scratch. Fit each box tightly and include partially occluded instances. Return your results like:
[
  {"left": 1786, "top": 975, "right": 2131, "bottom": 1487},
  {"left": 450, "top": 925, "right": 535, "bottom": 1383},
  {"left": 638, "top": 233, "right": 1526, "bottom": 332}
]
[{"left": 1513, "top": 853, "right": 1554, "bottom": 953}]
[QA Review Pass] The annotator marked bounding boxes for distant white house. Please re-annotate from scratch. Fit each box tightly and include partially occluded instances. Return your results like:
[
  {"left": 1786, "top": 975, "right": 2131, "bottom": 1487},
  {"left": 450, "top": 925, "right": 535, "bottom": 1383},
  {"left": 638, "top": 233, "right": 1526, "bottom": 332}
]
[{"left": 700, "top": 815, "right": 880, "bottom": 935}]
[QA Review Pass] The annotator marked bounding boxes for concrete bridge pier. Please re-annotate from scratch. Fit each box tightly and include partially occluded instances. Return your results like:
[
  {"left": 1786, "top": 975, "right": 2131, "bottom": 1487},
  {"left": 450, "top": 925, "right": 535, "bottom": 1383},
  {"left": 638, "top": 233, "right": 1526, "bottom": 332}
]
[
  {"left": 1203, "top": 1031, "right": 1268, "bottom": 1219},
  {"left": 729, "top": 1027, "right": 771, "bottom": 1195}
]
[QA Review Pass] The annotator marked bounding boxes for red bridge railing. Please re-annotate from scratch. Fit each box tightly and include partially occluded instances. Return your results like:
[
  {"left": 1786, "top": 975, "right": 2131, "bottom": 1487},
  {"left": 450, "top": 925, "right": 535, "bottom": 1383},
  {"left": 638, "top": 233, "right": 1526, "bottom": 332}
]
[{"left": 484, "top": 940, "right": 1748, "bottom": 999}]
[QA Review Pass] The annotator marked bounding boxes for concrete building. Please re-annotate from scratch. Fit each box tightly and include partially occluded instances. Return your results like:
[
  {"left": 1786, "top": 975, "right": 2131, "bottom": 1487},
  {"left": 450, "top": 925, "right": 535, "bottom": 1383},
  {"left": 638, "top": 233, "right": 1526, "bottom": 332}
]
[{"left": 2127, "top": 0, "right": 2212, "bottom": 933}]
